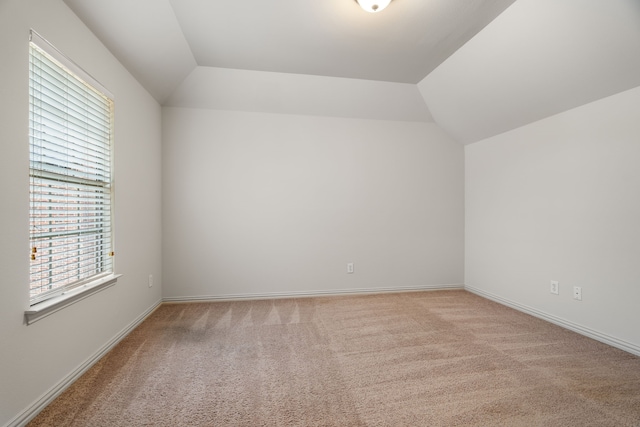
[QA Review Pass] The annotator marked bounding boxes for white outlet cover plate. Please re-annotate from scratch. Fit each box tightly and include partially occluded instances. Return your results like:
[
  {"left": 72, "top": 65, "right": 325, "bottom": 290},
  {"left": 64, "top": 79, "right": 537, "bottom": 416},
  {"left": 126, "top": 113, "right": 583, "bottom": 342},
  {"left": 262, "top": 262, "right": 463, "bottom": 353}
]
[{"left": 573, "top": 286, "right": 582, "bottom": 300}]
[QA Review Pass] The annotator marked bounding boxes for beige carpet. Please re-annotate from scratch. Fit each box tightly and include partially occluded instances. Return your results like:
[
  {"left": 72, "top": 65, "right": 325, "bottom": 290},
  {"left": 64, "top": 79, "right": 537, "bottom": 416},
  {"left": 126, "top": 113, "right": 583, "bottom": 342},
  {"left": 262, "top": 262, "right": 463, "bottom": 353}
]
[{"left": 29, "top": 290, "right": 640, "bottom": 426}]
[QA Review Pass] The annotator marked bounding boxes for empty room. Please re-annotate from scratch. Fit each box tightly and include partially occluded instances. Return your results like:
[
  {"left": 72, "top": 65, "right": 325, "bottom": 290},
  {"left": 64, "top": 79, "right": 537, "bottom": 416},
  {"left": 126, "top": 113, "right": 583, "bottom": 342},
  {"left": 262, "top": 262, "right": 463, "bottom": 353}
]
[{"left": 1, "top": 0, "right": 639, "bottom": 425}]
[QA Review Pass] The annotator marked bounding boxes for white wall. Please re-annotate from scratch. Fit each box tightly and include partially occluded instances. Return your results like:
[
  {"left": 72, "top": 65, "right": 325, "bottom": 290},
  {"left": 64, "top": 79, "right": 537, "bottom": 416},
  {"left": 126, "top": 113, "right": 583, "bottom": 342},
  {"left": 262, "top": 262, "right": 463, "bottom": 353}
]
[
  {"left": 466, "top": 84, "right": 640, "bottom": 352},
  {"left": 0, "top": 1, "right": 162, "bottom": 425},
  {"left": 162, "top": 107, "right": 464, "bottom": 299}
]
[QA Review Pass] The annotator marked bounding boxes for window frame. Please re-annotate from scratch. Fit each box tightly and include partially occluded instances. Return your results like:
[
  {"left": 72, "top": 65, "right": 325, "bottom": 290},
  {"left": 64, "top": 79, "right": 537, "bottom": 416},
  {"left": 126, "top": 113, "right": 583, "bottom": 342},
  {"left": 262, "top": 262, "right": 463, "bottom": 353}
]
[{"left": 26, "top": 30, "right": 119, "bottom": 324}]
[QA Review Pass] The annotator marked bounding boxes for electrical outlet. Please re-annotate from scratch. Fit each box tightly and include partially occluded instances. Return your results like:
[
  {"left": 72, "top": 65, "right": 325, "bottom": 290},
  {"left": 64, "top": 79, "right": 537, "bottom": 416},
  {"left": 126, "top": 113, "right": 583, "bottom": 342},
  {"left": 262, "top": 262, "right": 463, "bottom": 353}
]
[
  {"left": 550, "top": 280, "right": 559, "bottom": 295},
  {"left": 148, "top": 274, "right": 153, "bottom": 288},
  {"left": 573, "top": 286, "right": 582, "bottom": 301},
  {"left": 347, "top": 263, "right": 354, "bottom": 274}
]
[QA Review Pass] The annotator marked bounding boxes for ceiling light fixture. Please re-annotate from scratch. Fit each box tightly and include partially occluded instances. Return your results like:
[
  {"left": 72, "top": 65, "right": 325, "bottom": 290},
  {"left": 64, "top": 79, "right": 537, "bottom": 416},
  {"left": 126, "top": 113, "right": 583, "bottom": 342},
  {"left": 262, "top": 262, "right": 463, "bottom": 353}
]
[{"left": 355, "top": 0, "right": 392, "bottom": 13}]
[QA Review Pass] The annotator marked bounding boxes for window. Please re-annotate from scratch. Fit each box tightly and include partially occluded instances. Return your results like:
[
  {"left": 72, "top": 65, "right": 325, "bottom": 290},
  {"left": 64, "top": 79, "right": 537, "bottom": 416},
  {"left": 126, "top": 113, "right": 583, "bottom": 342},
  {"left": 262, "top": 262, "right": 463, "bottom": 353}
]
[{"left": 28, "top": 30, "right": 115, "bottom": 307}]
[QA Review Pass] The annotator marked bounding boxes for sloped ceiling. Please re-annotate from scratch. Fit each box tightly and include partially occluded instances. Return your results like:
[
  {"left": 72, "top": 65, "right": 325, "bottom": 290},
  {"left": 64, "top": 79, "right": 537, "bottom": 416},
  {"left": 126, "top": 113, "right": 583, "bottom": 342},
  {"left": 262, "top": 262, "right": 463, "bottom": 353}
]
[
  {"left": 62, "top": 0, "right": 516, "bottom": 103},
  {"left": 63, "top": 0, "right": 640, "bottom": 144},
  {"left": 169, "top": 0, "right": 516, "bottom": 85},
  {"left": 61, "top": 0, "right": 196, "bottom": 103},
  {"left": 419, "top": 0, "right": 640, "bottom": 144},
  {"left": 164, "top": 67, "right": 434, "bottom": 122}
]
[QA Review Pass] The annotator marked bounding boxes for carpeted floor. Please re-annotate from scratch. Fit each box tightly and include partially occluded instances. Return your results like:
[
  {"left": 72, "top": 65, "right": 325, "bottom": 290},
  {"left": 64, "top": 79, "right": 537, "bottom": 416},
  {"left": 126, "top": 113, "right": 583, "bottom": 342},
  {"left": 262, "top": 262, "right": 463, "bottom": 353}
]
[{"left": 29, "top": 290, "right": 640, "bottom": 426}]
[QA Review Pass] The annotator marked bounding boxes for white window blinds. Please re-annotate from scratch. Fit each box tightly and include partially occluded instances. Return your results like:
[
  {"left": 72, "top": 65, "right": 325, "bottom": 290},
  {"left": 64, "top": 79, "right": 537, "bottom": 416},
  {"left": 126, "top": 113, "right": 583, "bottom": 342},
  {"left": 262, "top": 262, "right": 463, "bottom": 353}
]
[{"left": 29, "top": 31, "right": 115, "bottom": 304}]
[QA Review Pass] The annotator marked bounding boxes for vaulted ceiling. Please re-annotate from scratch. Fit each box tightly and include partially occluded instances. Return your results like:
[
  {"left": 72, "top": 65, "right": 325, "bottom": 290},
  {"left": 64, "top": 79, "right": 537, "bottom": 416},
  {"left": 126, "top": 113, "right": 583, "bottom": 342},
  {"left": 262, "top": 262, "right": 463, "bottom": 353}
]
[
  {"left": 62, "top": 0, "right": 516, "bottom": 102},
  {"left": 63, "top": 0, "right": 640, "bottom": 144}
]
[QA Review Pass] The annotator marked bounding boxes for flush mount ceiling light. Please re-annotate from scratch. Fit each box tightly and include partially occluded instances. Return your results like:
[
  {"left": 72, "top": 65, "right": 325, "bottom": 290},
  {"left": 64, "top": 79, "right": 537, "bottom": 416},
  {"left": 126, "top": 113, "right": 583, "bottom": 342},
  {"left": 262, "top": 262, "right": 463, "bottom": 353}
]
[{"left": 355, "top": 0, "right": 392, "bottom": 13}]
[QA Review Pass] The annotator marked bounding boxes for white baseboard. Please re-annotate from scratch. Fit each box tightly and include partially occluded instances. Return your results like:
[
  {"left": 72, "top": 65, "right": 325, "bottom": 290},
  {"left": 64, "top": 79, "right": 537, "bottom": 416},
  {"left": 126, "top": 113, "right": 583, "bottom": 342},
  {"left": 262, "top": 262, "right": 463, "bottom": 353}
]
[
  {"left": 7, "top": 299, "right": 162, "bottom": 427},
  {"left": 465, "top": 285, "right": 640, "bottom": 357},
  {"left": 163, "top": 284, "right": 464, "bottom": 303}
]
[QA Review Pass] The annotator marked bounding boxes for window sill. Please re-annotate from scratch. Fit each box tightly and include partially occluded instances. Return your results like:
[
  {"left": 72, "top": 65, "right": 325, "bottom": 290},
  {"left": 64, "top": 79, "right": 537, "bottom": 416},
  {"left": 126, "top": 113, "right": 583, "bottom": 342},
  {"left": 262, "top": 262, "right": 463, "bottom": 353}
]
[{"left": 25, "top": 274, "right": 121, "bottom": 325}]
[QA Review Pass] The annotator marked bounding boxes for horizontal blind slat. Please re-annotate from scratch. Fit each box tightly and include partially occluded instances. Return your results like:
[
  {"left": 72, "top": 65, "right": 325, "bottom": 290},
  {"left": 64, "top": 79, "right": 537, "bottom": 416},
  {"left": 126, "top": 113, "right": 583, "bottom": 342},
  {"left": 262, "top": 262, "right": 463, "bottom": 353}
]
[
  {"left": 30, "top": 234, "right": 113, "bottom": 250},
  {"left": 30, "top": 97, "right": 111, "bottom": 136},
  {"left": 31, "top": 249, "right": 113, "bottom": 275},
  {"left": 30, "top": 242, "right": 113, "bottom": 260},
  {"left": 31, "top": 227, "right": 112, "bottom": 241},
  {"left": 31, "top": 265, "right": 114, "bottom": 295},
  {"left": 29, "top": 124, "right": 111, "bottom": 159},
  {"left": 30, "top": 49, "right": 111, "bottom": 109},
  {"left": 31, "top": 253, "right": 113, "bottom": 276},
  {"left": 29, "top": 72, "right": 110, "bottom": 127}
]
